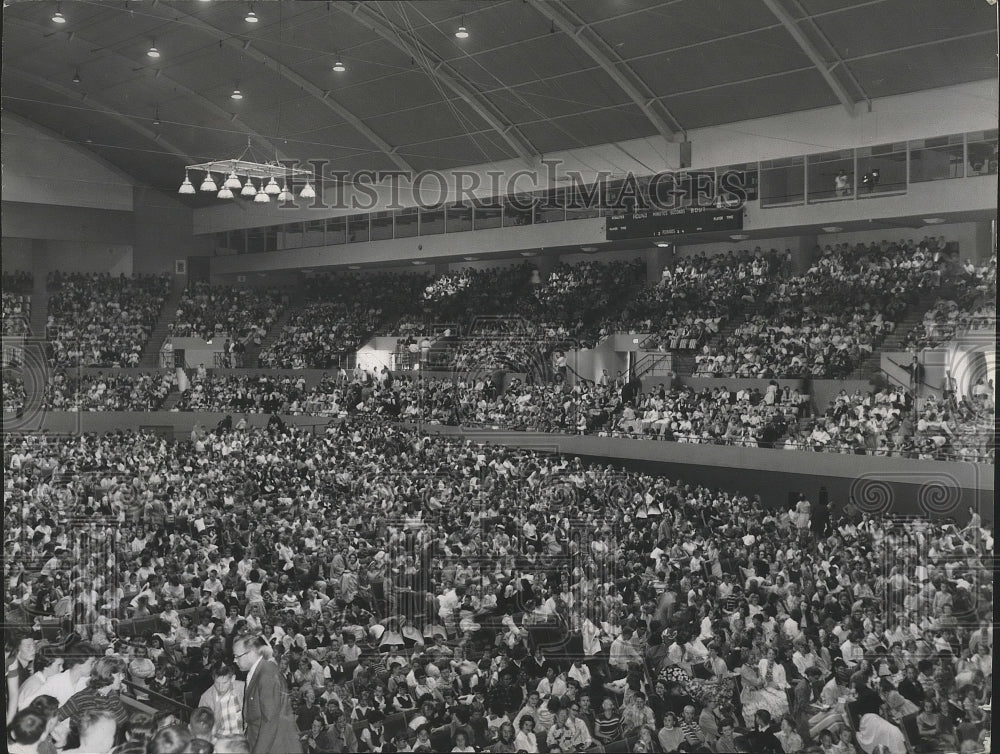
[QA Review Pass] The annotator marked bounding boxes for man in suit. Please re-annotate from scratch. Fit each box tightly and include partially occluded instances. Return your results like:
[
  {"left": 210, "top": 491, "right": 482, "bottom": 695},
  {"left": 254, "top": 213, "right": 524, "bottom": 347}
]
[{"left": 233, "top": 635, "right": 302, "bottom": 754}]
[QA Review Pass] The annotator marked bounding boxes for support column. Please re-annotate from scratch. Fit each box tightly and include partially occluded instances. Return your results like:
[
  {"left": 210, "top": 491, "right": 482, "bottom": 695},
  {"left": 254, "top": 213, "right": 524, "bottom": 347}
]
[
  {"left": 645, "top": 245, "right": 673, "bottom": 283},
  {"left": 31, "top": 239, "right": 49, "bottom": 294},
  {"left": 531, "top": 254, "right": 557, "bottom": 282},
  {"left": 972, "top": 221, "right": 994, "bottom": 263}
]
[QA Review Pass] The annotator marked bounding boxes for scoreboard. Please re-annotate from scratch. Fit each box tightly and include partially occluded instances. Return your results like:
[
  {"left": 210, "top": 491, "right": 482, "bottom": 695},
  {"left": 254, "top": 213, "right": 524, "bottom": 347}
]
[{"left": 606, "top": 207, "right": 743, "bottom": 241}]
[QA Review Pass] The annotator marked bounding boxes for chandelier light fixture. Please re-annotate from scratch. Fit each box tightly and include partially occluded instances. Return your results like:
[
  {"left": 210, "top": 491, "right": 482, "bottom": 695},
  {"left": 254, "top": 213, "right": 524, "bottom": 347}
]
[
  {"left": 455, "top": 16, "right": 469, "bottom": 38},
  {"left": 180, "top": 139, "right": 315, "bottom": 203}
]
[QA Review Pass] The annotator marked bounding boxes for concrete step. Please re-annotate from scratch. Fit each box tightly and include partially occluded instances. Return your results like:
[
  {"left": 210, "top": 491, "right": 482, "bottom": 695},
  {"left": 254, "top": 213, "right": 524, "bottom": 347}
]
[
  {"left": 140, "top": 283, "right": 187, "bottom": 367},
  {"left": 28, "top": 292, "right": 49, "bottom": 339},
  {"left": 243, "top": 305, "right": 298, "bottom": 367}
]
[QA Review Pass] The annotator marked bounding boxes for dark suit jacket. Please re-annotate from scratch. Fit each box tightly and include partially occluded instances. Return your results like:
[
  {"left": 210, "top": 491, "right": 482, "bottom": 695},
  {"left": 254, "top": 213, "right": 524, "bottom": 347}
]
[{"left": 244, "top": 660, "right": 303, "bottom": 754}]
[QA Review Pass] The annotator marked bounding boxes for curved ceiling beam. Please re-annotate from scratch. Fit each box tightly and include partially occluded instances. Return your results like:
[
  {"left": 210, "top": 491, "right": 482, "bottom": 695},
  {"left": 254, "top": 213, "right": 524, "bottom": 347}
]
[
  {"left": 5, "top": 70, "right": 196, "bottom": 165},
  {"left": 169, "top": 6, "right": 414, "bottom": 173},
  {"left": 761, "top": 0, "right": 856, "bottom": 115},
  {"left": 525, "top": 0, "right": 684, "bottom": 141},
  {"left": 336, "top": 1, "right": 537, "bottom": 165},
  {"left": 6, "top": 18, "right": 284, "bottom": 164}
]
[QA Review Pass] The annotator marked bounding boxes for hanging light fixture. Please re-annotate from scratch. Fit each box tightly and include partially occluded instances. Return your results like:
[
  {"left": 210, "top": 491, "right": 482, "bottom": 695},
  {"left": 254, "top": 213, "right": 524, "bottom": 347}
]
[
  {"left": 455, "top": 16, "right": 469, "bottom": 38},
  {"left": 152, "top": 106, "right": 161, "bottom": 126},
  {"left": 199, "top": 172, "right": 218, "bottom": 192},
  {"left": 52, "top": 5, "right": 66, "bottom": 23},
  {"left": 244, "top": 4, "right": 258, "bottom": 22},
  {"left": 147, "top": 42, "right": 160, "bottom": 58},
  {"left": 178, "top": 170, "right": 196, "bottom": 194},
  {"left": 230, "top": 88, "right": 243, "bottom": 100},
  {"left": 72, "top": 69, "right": 81, "bottom": 84},
  {"left": 332, "top": 56, "right": 346, "bottom": 72},
  {"left": 182, "top": 139, "right": 315, "bottom": 205}
]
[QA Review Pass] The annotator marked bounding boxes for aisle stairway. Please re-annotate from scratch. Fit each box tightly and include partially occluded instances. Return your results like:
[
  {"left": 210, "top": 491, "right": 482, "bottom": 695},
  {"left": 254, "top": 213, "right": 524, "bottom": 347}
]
[
  {"left": 28, "top": 292, "right": 49, "bottom": 339},
  {"left": 855, "top": 306, "right": 929, "bottom": 381},
  {"left": 159, "top": 389, "right": 184, "bottom": 412},
  {"left": 242, "top": 305, "right": 297, "bottom": 367},
  {"left": 139, "top": 283, "right": 186, "bottom": 367}
]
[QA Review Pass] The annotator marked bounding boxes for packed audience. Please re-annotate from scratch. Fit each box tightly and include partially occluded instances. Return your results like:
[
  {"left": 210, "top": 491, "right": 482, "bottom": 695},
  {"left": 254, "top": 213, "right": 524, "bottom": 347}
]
[
  {"left": 41, "top": 371, "right": 176, "bottom": 412},
  {"left": 45, "top": 272, "right": 171, "bottom": 368},
  {"left": 3, "top": 372, "right": 26, "bottom": 414},
  {"left": 695, "top": 239, "right": 955, "bottom": 379},
  {"left": 172, "top": 283, "right": 288, "bottom": 347},
  {"left": 785, "top": 383, "right": 995, "bottom": 463},
  {"left": 173, "top": 372, "right": 306, "bottom": 413},
  {"left": 2, "top": 293, "right": 31, "bottom": 336},
  {"left": 3, "top": 421, "right": 993, "bottom": 754},
  {"left": 636, "top": 250, "right": 790, "bottom": 351},
  {"left": 902, "top": 255, "right": 997, "bottom": 351},
  {"left": 261, "top": 273, "right": 428, "bottom": 369},
  {"left": 527, "top": 260, "right": 646, "bottom": 348},
  {"left": 2, "top": 270, "right": 34, "bottom": 294}
]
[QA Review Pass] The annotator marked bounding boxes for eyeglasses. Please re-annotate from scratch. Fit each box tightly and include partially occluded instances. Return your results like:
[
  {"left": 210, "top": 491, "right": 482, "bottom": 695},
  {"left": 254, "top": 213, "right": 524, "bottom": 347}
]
[{"left": 234, "top": 650, "right": 251, "bottom": 659}]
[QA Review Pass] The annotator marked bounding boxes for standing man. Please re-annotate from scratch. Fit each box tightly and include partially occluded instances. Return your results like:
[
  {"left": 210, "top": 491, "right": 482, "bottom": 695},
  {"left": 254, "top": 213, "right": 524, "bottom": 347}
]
[
  {"left": 233, "top": 636, "right": 302, "bottom": 754},
  {"left": 198, "top": 662, "right": 245, "bottom": 743}
]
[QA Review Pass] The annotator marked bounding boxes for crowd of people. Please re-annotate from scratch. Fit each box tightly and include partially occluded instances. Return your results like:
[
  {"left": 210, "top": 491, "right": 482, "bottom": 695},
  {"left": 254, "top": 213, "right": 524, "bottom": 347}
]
[
  {"left": 41, "top": 371, "right": 177, "bottom": 412},
  {"left": 3, "top": 293, "right": 31, "bottom": 336},
  {"left": 902, "top": 255, "right": 996, "bottom": 352},
  {"left": 45, "top": 273, "right": 172, "bottom": 368},
  {"left": 173, "top": 372, "right": 307, "bottom": 414},
  {"left": 635, "top": 250, "right": 789, "bottom": 352},
  {"left": 172, "top": 284, "right": 288, "bottom": 347},
  {"left": 526, "top": 261, "right": 646, "bottom": 348},
  {"left": 694, "top": 240, "right": 956, "bottom": 379},
  {"left": 3, "top": 372, "right": 26, "bottom": 415},
  {"left": 3, "top": 419, "right": 993, "bottom": 754},
  {"left": 260, "top": 273, "right": 428, "bottom": 370}
]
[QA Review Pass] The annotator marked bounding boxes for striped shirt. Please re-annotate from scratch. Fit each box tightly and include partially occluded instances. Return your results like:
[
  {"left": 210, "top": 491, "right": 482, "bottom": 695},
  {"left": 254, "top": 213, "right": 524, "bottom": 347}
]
[
  {"left": 57, "top": 688, "right": 129, "bottom": 728},
  {"left": 595, "top": 713, "right": 622, "bottom": 741}
]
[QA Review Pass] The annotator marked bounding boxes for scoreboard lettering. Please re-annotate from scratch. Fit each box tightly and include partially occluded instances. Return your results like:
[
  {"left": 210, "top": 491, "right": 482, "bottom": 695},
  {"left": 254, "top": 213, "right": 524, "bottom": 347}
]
[{"left": 606, "top": 207, "right": 744, "bottom": 240}]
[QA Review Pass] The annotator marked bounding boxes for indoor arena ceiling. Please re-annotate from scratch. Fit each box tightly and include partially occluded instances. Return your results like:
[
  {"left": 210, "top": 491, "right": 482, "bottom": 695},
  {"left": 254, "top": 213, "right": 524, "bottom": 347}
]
[{"left": 2, "top": 0, "right": 997, "bottom": 198}]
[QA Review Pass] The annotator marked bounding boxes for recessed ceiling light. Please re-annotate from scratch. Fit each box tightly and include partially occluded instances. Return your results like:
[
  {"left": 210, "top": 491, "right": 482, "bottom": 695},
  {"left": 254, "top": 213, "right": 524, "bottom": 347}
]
[
  {"left": 922, "top": 217, "right": 946, "bottom": 224},
  {"left": 729, "top": 234, "right": 749, "bottom": 241},
  {"left": 147, "top": 44, "right": 160, "bottom": 58},
  {"left": 821, "top": 226, "right": 842, "bottom": 233}
]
